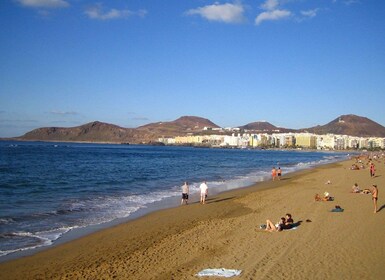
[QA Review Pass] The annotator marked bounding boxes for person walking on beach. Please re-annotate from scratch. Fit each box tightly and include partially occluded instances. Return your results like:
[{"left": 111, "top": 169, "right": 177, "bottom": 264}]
[
  {"left": 371, "top": 184, "right": 378, "bottom": 213},
  {"left": 370, "top": 163, "right": 376, "bottom": 178},
  {"left": 181, "top": 181, "right": 189, "bottom": 205},
  {"left": 271, "top": 167, "right": 277, "bottom": 181},
  {"left": 200, "top": 181, "right": 208, "bottom": 204}
]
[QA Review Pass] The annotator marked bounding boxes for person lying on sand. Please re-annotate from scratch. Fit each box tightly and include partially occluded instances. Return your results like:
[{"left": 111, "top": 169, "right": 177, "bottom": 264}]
[
  {"left": 315, "top": 193, "right": 333, "bottom": 201},
  {"left": 350, "top": 164, "right": 360, "bottom": 170},
  {"left": 265, "top": 217, "right": 285, "bottom": 232}
]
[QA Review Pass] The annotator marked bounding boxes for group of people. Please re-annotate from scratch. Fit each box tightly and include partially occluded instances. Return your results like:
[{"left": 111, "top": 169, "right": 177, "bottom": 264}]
[
  {"left": 180, "top": 180, "right": 209, "bottom": 205},
  {"left": 265, "top": 213, "right": 294, "bottom": 232},
  {"left": 271, "top": 167, "right": 282, "bottom": 181}
]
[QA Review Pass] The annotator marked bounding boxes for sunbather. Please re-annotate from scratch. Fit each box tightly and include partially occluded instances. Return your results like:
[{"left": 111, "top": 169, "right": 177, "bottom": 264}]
[
  {"left": 315, "top": 193, "right": 333, "bottom": 201},
  {"left": 265, "top": 217, "right": 285, "bottom": 232}
]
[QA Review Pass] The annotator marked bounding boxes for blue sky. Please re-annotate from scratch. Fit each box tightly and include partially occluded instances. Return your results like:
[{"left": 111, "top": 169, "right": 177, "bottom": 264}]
[{"left": 1, "top": 0, "right": 385, "bottom": 137}]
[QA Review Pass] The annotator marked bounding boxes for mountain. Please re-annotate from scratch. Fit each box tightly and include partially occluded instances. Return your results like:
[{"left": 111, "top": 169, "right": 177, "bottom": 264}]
[
  {"left": 239, "top": 121, "right": 292, "bottom": 133},
  {"left": 136, "top": 116, "right": 220, "bottom": 136},
  {"left": 18, "top": 121, "right": 145, "bottom": 143},
  {"left": 302, "top": 114, "right": 385, "bottom": 137}
]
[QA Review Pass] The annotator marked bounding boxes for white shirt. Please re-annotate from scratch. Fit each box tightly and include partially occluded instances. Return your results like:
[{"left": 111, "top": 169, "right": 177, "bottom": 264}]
[{"left": 200, "top": 182, "right": 208, "bottom": 194}]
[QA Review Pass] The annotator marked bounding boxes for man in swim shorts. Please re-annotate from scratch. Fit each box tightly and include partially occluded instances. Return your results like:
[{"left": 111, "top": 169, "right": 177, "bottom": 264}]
[
  {"left": 277, "top": 167, "right": 282, "bottom": 180},
  {"left": 181, "top": 182, "right": 189, "bottom": 205},
  {"left": 371, "top": 184, "right": 378, "bottom": 213}
]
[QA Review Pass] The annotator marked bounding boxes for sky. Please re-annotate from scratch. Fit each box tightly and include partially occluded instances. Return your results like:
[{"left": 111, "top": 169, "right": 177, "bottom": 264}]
[{"left": 1, "top": 0, "right": 385, "bottom": 137}]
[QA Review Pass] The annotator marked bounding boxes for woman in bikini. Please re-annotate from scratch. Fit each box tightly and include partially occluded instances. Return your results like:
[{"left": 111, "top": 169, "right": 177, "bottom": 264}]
[{"left": 371, "top": 185, "right": 378, "bottom": 213}]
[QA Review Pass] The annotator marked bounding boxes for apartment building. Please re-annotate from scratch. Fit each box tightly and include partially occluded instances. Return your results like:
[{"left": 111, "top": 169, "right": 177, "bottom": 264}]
[{"left": 295, "top": 133, "right": 317, "bottom": 149}]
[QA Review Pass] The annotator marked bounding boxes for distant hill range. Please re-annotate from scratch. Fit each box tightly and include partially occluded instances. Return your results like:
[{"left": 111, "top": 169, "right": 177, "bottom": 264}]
[{"left": 11, "top": 114, "right": 385, "bottom": 144}]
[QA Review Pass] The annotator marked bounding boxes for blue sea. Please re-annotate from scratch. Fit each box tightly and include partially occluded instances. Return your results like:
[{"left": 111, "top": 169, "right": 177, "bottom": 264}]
[{"left": 0, "top": 141, "right": 349, "bottom": 259}]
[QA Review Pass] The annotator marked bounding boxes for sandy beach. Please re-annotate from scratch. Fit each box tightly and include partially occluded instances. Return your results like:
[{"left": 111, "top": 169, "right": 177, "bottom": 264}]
[{"left": 0, "top": 157, "right": 384, "bottom": 280}]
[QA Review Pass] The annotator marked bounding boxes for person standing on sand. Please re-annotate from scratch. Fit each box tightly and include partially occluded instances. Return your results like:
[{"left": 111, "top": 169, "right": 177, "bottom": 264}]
[
  {"left": 200, "top": 181, "right": 208, "bottom": 204},
  {"left": 271, "top": 167, "right": 277, "bottom": 181},
  {"left": 181, "top": 182, "right": 189, "bottom": 205},
  {"left": 370, "top": 163, "right": 376, "bottom": 178},
  {"left": 371, "top": 184, "right": 378, "bottom": 213},
  {"left": 277, "top": 167, "right": 282, "bottom": 180}
]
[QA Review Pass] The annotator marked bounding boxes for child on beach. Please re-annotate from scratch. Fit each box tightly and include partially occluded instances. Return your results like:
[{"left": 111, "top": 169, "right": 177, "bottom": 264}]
[{"left": 352, "top": 183, "right": 360, "bottom": 193}]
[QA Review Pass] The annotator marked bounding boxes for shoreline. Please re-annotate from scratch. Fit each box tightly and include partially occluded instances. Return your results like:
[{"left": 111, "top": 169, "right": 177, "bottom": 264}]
[
  {"left": 0, "top": 156, "right": 343, "bottom": 263},
  {"left": 0, "top": 145, "right": 348, "bottom": 262},
  {"left": 1, "top": 157, "right": 384, "bottom": 279},
  {"left": 1, "top": 138, "right": 364, "bottom": 153}
]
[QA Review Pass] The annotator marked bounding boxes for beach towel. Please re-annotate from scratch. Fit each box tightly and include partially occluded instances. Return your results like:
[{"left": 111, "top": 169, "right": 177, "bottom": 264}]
[
  {"left": 331, "top": 208, "right": 344, "bottom": 212},
  {"left": 196, "top": 268, "right": 242, "bottom": 278}
]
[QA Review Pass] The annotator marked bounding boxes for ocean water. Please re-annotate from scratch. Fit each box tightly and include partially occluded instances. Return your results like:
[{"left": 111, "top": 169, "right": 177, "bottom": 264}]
[{"left": 0, "top": 141, "right": 349, "bottom": 259}]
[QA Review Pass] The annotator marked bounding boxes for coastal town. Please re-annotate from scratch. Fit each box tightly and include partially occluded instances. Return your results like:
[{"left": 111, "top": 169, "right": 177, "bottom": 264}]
[{"left": 158, "top": 128, "right": 385, "bottom": 150}]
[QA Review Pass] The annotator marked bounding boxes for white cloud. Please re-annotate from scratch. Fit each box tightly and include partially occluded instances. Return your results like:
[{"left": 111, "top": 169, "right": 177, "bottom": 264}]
[
  {"left": 344, "top": 0, "right": 360, "bottom": 5},
  {"left": 261, "top": 0, "right": 279, "bottom": 11},
  {"left": 186, "top": 2, "right": 245, "bottom": 24},
  {"left": 85, "top": 4, "right": 147, "bottom": 20},
  {"left": 301, "top": 9, "right": 319, "bottom": 18},
  {"left": 255, "top": 9, "right": 291, "bottom": 25},
  {"left": 49, "top": 110, "right": 79, "bottom": 116},
  {"left": 16, "top": 0, "right": 69, "bottom": 9}
]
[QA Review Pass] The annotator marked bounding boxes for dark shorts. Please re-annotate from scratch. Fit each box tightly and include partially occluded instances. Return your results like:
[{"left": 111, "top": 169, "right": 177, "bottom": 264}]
[{"left": 182, "top": 193, "right": 188, "bottom": 199}]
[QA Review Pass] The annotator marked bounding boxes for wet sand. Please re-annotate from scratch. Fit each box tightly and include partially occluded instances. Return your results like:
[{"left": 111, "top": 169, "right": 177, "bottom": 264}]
[{"left": 1, "top": 158, "right": 384, "bottom": 279}]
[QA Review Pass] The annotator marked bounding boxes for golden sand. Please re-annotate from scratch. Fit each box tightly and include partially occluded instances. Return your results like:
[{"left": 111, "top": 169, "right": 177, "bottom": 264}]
[{"left": 0, "top": 158, "right": 384, "bottom": 280}]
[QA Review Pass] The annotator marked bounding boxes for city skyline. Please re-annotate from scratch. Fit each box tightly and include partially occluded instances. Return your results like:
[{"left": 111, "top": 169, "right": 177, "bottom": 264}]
[{"left": 1, "top": 0, "right": 385, "bottom": 137}]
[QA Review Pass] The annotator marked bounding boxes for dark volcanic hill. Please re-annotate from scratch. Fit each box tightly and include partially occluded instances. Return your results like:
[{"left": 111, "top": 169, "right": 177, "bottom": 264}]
[
  {"left": 239, "top": 121, "right": 293, "bottom": 133},
  {"left": 136, "top": 116, "right": 220, "bottom": 137},
  {"left": 303, "top": 114, "right": 385, "bottom": 137},
  {"left": 18, "top": 121, "right": 145, "bottom": 143}
]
